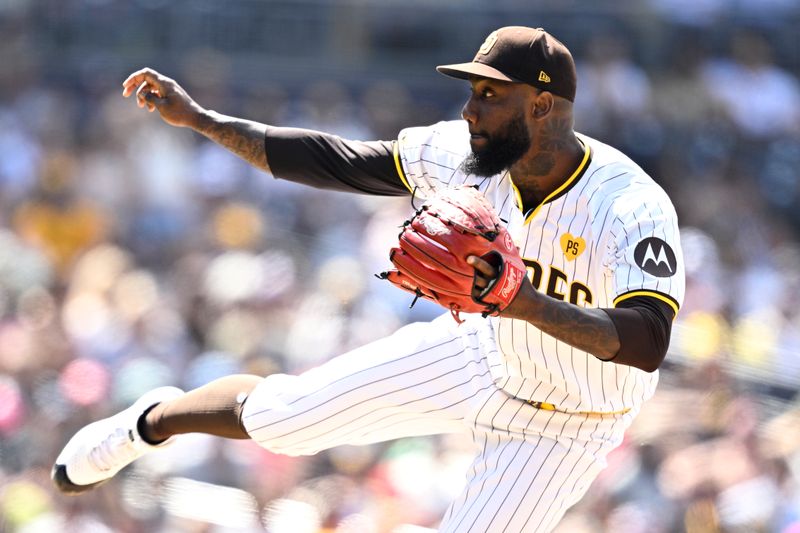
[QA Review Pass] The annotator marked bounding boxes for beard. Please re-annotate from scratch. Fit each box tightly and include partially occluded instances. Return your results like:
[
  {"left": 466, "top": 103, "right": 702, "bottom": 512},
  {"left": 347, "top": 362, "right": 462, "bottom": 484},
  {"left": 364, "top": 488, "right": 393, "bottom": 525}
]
[{"left": 462, "top": 112, "right": 532, "bottom": 177}]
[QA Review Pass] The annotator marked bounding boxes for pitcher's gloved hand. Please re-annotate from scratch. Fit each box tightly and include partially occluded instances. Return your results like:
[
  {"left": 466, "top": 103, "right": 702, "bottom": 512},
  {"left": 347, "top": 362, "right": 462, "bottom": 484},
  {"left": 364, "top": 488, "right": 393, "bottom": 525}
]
[{"left": 380, "top": 186, "right": 527, "bottom": 323}]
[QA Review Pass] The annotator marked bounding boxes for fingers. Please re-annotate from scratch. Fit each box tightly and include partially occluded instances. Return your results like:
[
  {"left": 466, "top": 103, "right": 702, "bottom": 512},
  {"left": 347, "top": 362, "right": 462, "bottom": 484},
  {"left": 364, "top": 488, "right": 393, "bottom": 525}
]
[
  {"left": 467, "top": 255, "right": 496, "bottom": 278},
  {"left": 123, "top": 67, "right": 159, "bottom": 98},
  {"left": 145, "top": 92, "right": 158, "bottom": 112},
  {"left": 133, "top": 81, "right": 160, "bottom": 111},
  {"left": 467, "top": 255, "right": 497, "bottom": 292},
  {"left": 123, "top": 68, "right": 171, "bottom": 111}
]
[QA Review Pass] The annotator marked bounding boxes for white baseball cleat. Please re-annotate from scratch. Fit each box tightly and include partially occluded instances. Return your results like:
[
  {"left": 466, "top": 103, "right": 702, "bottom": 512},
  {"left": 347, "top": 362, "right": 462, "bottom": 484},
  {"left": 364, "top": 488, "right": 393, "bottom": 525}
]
[{"left": 52, "top": 386, "right": 185, "bottom": 495}]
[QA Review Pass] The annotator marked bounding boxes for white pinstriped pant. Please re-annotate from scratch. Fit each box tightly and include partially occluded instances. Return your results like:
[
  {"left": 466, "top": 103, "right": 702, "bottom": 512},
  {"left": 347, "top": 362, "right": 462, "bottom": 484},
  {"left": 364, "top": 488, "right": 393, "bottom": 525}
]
[{"left": 241, "top": 314, "right": 635, "bottom": 533}]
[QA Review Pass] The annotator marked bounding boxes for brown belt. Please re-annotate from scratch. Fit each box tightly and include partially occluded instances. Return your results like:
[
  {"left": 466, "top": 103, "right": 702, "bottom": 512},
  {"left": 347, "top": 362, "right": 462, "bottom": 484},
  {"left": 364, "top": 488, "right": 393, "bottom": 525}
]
[{"left": 528, "top": 400, "right": 631, "bottom": 417}]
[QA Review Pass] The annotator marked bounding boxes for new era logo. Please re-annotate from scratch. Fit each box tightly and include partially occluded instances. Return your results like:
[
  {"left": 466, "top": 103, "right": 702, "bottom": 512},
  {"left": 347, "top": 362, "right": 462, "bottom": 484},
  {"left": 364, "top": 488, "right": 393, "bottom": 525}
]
[{"left": 538, "top": 71, "right": 551, "bottom": 83}]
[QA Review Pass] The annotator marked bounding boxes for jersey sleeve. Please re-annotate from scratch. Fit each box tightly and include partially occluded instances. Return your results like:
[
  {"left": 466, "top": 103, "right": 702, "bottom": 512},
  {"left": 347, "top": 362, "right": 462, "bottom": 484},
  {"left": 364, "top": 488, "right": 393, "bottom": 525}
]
[
  {"left": 605, "top": 191, "right": 685, "bottom": 317},
  {"left": 394, "top": 121, "right": 475, "bottom": 198}
]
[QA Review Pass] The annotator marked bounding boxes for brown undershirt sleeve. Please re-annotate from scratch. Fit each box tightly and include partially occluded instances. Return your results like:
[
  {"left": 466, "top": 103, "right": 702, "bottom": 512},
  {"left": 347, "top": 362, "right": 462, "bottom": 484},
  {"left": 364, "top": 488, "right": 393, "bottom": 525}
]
[
  {"left": 264, "top": 126, "right": 409, "bottom": 196},
  {"left": 600, "top": 296, "right": 675, "bottom": 372}
]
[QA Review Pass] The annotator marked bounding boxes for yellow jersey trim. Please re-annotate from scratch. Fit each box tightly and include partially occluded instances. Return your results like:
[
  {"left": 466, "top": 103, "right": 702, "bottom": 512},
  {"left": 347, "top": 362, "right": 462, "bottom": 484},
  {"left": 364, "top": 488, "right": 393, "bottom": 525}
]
[
  {"left": 517, "top": 139, "right": 592, "bottom": 225},
  {"left": 392, "top": 141, "right": 414, "bottom": 194},
  {"left": 509, "top": 174, "right": 523, "bottom": 210},
  {"left": 614, "top": 290, "right": 680, "bottom": 318}
]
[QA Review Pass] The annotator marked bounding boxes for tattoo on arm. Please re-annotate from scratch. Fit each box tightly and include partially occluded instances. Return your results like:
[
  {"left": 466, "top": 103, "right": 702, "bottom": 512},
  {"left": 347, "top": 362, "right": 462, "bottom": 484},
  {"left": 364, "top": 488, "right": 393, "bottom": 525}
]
[
  {"left": 528, "top": 299, "right": 621, "bottom": 360},
  {"left": 195, "top": 111, "right": 270, "bottom": 173}
]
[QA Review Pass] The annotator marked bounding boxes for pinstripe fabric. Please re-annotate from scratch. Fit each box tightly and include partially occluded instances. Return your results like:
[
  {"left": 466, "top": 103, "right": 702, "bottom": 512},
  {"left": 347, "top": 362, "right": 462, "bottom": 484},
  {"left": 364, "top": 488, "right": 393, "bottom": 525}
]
[
  {"left": 241, "top": 313, "right": 634, "bottom": 532},
  {"left": 439, "top": 395, "right": 631, "bottom": 533},
  {"left": 240, "top": 120, "right": 682, "bottom": 532},
  {"left": 242, "top": 315, "right": 498, "bottom": 455},
  {"left": 396, "top": 120, "right": 685, "bottom": 414}
]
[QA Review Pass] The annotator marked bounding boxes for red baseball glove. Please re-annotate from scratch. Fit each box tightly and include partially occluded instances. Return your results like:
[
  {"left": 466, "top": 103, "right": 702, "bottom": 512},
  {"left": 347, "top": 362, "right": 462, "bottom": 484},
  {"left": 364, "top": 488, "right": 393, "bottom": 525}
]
[{"left": 379, "top": 186, "right": 527, "bottom": 323}]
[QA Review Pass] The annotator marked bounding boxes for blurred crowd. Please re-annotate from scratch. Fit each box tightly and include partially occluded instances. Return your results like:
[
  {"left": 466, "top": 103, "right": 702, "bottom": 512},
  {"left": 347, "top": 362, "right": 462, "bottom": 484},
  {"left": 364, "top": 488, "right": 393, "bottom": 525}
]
[{"left": 1, "top": 1, "right": 799, "bottom": 532}]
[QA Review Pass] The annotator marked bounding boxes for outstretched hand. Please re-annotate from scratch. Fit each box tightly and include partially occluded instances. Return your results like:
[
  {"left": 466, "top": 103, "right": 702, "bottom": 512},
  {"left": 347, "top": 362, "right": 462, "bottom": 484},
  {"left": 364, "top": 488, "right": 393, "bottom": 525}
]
[{"left": 122, "top": 68, "right": 205, "bottom": 128}]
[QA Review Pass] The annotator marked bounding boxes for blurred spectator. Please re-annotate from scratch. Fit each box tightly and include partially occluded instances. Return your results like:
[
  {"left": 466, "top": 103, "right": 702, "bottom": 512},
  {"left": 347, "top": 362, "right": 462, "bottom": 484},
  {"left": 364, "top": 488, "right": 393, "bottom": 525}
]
[
  {"left": 702, "top": 29, "right": 800, "bottom": 140},
  {"left": 12, "top": 152, "right": 110, "bottom": 277},
  {"left": 576, "top": 32, "right": 653, "bottom": 135}
]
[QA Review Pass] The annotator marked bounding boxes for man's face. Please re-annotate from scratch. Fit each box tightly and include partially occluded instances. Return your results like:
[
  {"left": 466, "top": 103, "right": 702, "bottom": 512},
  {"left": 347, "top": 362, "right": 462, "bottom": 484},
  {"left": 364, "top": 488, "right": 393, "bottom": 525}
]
[{"left": 461, "top": 78, "right": 533, "bottom": 177}]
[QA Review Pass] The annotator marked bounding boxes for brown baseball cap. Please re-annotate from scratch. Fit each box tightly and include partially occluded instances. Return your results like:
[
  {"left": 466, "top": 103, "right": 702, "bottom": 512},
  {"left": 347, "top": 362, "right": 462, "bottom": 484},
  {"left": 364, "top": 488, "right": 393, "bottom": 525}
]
[{"left": 437, "top": 26, "right": 577, "bottom": 102}]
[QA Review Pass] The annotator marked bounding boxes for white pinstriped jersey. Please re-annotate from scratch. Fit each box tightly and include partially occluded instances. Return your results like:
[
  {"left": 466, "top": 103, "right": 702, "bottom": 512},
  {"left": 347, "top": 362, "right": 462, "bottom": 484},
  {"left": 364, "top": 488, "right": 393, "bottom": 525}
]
[{"left": 394, "top": 120, "right": 685, "bottom": 413}]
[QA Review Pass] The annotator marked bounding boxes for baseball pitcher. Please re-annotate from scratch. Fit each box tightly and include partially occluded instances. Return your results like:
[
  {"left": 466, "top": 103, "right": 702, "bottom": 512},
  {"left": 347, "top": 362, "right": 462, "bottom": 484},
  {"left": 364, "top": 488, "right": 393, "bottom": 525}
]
[{"left": 52, "top": 26, "right": 684, "bottom": 533}]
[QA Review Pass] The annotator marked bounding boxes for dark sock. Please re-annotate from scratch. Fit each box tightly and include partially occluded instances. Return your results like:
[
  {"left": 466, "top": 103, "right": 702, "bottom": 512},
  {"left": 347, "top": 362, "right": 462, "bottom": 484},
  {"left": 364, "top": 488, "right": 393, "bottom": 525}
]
[
  {"left": 138, "top": 375, "right": 262, "bottom": 442},
  {"left": 137, "top": 404, "right": 168, "bottom": 445}
]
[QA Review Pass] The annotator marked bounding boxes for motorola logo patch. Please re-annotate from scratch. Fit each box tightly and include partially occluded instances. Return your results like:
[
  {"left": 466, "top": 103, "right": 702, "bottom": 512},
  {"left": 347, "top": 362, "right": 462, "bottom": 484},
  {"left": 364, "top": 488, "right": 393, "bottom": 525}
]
[{"left": 634, "top": 238, "right": 677, "bottom": 277}]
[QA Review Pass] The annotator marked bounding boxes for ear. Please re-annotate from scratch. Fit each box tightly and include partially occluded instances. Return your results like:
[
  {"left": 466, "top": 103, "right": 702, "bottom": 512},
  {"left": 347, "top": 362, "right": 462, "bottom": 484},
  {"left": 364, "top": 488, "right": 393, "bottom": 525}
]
[{"left": 532, "top": 92, "right": 554, "bottom": 119}]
